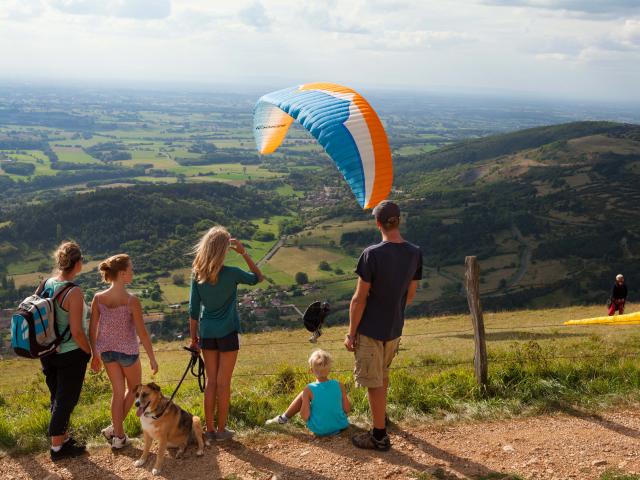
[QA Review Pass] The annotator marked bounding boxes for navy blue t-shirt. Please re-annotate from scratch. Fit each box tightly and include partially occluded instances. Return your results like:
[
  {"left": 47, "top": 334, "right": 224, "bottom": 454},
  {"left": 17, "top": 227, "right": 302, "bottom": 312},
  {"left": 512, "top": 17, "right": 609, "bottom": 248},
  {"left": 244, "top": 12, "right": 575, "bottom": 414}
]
[{"left": 355, "top": 241, "right": 423, "bottom": 341}]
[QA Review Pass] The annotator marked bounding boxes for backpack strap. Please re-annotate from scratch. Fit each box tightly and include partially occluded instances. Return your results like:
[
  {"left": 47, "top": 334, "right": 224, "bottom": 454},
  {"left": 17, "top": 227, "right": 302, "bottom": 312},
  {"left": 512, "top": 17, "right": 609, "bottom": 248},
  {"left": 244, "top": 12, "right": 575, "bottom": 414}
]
[
  {"left": 52, "top": 281, "right": 78, "bottom": 304},
  {"left": 34, "top": 279, "right": 47, "bottom": 296},
  {"left": 51, "top": 282, "right": 78, "bottom": 343}
]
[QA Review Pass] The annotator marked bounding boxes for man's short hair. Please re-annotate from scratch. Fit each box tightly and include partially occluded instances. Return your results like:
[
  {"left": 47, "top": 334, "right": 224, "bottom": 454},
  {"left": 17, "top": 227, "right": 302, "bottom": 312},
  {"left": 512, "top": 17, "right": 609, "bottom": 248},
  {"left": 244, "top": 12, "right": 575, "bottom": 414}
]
[
  {"left": 372, "top": 200, "right": 401, "bottom": 230},
  {"left": 616, "top": 274, "right": 624, "bottom": 281}
]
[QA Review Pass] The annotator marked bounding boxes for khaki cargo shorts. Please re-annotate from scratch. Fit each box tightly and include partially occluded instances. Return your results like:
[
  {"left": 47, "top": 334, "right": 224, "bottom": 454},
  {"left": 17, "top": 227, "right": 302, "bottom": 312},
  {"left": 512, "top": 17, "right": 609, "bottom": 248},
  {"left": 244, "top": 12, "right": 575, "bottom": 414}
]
[{"left": 353, "top": 333, "right": 400, "bottom": 388}]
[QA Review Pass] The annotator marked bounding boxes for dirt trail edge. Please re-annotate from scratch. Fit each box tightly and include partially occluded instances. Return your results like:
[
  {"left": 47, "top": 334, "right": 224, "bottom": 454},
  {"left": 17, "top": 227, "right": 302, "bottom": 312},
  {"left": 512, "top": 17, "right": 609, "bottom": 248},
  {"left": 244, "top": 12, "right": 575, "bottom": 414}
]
[{"left": 4, "top": 408, "right": 640, "bottom": 480}]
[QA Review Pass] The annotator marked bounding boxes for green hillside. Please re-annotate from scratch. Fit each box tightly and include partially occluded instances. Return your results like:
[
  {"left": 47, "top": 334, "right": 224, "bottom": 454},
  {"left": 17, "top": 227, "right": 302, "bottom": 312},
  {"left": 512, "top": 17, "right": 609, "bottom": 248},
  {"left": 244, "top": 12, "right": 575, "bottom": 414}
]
[
  {"left": 390, "top": 121, "right": 640, "bottom": 315},
  {"left": 1, "top": 120, "right": 639, "bottom": 328}
]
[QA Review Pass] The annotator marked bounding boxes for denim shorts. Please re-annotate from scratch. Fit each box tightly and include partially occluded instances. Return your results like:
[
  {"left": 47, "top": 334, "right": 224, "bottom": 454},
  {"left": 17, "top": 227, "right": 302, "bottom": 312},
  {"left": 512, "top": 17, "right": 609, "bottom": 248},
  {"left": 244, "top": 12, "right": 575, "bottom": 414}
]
[{"left": 101, "top": 351, "right": 139, "bottom": 367}]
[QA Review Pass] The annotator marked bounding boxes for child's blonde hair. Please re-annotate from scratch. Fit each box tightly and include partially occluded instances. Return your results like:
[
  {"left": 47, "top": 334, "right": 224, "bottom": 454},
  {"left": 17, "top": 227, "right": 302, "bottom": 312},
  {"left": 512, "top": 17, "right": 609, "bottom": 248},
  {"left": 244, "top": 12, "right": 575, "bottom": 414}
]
[
  {"left": 192, "top": 226, "right": 230, "bottom": 284},
  {"left": 308, "top": 349, "right": 332, "bottom": 377}
]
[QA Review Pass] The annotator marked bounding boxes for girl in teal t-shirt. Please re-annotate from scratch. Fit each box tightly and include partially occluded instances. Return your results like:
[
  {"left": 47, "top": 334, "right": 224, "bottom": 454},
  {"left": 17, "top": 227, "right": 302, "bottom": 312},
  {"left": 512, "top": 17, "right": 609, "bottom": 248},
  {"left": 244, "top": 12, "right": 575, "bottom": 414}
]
[
  {"left": 188, "top": 226, "right": 264, "bottom": 442},
  {"left": 266, "top": 349, "right": 350, "bottom": 436}
]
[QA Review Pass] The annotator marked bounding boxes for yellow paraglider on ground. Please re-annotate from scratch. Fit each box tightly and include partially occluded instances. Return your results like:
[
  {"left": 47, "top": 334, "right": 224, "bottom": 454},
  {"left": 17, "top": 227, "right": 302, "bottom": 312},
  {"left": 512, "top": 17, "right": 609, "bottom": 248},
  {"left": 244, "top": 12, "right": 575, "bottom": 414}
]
[{"left": 564, "top": 311, "right": 640, "bottom": 326}]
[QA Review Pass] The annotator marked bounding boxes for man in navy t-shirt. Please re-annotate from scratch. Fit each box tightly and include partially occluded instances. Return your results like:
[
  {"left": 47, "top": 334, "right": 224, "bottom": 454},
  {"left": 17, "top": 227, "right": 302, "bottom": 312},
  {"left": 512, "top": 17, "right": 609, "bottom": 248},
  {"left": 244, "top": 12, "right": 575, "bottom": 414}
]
[{"left": 344, "top": 200, "right": 422, "bottom": 451}]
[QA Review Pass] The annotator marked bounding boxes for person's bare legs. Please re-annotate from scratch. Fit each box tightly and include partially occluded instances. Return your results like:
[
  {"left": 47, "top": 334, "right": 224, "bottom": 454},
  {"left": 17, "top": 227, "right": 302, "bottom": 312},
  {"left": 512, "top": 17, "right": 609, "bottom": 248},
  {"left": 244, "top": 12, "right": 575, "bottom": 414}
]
[
  {"left": 202, "top": 349, "right": 220, "bottom": 432},
  {"left": 367, "top": 385, "right": 387, "bottom": 430},
  {"left": 216, "top": 350, "right": 238, "bottom": 432},
  {"left": 284, "top": 391, "right": 304, "bottom": 419},
  {"left": 121, "top": 359, "right": 142, "bottom": 425},
  {"left": 104, "top": 362, "right": 126, "bottom": 437}
]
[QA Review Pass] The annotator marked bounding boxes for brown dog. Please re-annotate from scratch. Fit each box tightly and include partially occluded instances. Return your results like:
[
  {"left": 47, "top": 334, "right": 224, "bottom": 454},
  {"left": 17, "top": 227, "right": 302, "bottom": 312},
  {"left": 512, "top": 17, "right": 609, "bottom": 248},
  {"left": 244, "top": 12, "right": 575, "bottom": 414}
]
[{"left": 134, "top": 383, "right": 205, "bottom": 475}]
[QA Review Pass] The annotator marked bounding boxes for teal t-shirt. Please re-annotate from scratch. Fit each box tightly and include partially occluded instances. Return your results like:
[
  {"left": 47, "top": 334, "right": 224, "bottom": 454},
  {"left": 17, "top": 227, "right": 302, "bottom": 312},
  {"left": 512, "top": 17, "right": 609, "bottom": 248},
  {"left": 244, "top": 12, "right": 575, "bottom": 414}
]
[
  {"left": 189, "top": 266, "right": 258, "bottom": 339},
  {"left": 306, "top": 379, "right": 349, "bottom": 436}
]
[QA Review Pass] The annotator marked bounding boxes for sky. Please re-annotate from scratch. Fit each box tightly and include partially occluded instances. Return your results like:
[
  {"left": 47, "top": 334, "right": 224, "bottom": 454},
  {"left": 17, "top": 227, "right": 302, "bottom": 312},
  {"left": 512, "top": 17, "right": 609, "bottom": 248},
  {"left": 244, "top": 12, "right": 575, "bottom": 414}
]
[{"left": 1, "top": 0, "right": 640, "bottom": 101}]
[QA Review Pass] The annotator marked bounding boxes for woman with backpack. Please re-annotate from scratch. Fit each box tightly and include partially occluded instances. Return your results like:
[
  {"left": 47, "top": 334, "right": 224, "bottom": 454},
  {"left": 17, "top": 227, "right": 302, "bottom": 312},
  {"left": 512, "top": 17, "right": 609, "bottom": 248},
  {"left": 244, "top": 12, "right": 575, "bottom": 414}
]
[
  {"left": 41, "top": 241, "right": 92, "bottom": 461},
  {"left": 189, "top": 226, "right": 263, "bottom": 442}
]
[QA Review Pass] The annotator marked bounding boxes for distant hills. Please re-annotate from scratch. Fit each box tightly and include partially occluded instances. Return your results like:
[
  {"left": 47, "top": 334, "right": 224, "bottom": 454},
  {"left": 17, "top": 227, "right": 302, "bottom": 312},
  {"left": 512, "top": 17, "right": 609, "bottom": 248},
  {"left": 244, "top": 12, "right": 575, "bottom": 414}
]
[
  {"left": 395, "top": 121, "right": 640, "bottom": 314},
  {"left": 1, "top": 120, "right": 639, "bottom": 317}
]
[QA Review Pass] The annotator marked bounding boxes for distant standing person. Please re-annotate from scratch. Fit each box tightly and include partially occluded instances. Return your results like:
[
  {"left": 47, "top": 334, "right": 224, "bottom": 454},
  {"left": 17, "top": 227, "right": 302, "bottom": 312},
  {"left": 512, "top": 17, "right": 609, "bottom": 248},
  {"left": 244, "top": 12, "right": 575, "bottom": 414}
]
[
  {"left": 89, "top": 254, "right": 158, "bottom": 449},
  {"left": 41, "top": 241, "right": 92, "bottom": 460},
  {"left": 609, "top": 274, "right": 628, "bottom": 316},
  {"left": 344, "top": 201, "right": 422, "bottom": 451},
  {"left": 189, "top": 226, "right": 264, "bottom": 442}
]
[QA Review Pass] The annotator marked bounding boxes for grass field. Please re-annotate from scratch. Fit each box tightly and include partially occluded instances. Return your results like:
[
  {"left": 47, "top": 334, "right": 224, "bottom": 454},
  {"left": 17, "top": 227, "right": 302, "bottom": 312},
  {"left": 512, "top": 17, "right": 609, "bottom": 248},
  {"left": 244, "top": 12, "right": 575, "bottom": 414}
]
[
  {"left": 51, "top": 146, "right": 100, "bottom": 164},
  {"left": 10, "top": 260, "right": 102, "bottom": 288},
  {"left": 2, "top": 303, "right": 640, "bottom": 454}
]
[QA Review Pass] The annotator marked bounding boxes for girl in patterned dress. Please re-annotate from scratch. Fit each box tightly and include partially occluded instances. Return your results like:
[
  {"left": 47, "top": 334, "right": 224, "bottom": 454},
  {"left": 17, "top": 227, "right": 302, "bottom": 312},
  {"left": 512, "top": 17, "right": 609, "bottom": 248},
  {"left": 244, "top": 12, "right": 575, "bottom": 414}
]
[{"left": 89, "top": 254, "right": 158, "bottom": 449}]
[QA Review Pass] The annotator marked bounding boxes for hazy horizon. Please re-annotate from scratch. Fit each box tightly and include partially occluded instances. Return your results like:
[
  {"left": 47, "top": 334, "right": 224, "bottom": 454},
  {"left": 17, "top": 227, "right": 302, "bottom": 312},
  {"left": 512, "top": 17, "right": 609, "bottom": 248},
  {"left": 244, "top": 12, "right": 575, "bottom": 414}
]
[{"left": 1, "top": 1, "right": 640, "bottom": 103}]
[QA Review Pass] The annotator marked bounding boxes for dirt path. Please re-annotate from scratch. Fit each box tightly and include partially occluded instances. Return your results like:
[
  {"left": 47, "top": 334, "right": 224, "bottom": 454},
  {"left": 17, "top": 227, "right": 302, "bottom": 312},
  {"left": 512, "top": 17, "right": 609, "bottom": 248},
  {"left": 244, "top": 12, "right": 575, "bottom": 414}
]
[
  {"left": 508, "top": 225, "right": 532, "bottom": 288},
  {"left": 257, "top": 236, "right": 285, "bottom": 267},
  {"left": 4, "top": 407, "right": 640, "bottom": 480}
]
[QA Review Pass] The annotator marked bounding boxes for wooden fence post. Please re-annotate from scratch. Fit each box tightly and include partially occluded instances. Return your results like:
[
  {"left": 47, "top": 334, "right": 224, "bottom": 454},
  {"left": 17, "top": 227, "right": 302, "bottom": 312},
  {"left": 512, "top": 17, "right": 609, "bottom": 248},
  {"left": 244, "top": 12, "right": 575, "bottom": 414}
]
[{"left": 465, "top": 256, "right": 488, "bottom": 390}]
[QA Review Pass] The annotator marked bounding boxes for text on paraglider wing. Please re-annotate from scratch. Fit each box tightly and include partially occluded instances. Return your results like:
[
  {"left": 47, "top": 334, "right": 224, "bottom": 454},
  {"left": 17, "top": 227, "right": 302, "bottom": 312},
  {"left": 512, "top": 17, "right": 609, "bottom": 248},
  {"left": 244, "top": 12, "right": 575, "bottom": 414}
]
[{"left": 255, "top": 124, "right": 287, "bottom": 130}]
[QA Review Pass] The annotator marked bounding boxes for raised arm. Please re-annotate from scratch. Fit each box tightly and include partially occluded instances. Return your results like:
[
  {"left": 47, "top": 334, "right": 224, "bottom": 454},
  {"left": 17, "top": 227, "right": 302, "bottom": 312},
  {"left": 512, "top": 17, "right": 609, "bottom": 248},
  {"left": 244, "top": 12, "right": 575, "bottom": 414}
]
[
  {"left": 131, "top": 296, "right": 158, "bottom": 375},
  {"left": 230, "top": 238, "right": 264, "bottom": 282}
]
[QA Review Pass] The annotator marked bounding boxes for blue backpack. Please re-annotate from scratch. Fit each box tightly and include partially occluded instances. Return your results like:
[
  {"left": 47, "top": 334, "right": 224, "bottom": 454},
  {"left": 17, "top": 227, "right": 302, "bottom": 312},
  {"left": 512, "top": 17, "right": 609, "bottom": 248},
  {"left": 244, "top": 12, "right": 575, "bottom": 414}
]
[{"left": 10, "top": 280, "right": 76, "bottom": 359}]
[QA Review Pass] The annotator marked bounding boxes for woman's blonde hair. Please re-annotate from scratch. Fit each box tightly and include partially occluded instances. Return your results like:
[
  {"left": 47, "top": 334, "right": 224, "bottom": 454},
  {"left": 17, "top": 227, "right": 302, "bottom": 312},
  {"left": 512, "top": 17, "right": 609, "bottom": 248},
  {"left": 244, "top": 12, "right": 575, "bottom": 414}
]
[
  {"left": 99, "top": 254, "right": 131, "bottom": 283},
  {"left": 308, "top": 349, "right": 332, "bottom": 377},
  {"left": 53, "top": 241, "right": 83, "bottom": 273},
  {"left": 192, "top": 226, "right": 231, "bottom": 284}
]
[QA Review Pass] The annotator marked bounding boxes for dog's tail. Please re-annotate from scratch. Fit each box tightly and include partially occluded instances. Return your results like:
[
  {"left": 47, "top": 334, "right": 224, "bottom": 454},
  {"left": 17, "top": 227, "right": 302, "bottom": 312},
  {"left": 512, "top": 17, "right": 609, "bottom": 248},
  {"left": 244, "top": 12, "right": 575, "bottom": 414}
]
[{"left": 193, "top": 416, "right": 205, "bottom": 453}]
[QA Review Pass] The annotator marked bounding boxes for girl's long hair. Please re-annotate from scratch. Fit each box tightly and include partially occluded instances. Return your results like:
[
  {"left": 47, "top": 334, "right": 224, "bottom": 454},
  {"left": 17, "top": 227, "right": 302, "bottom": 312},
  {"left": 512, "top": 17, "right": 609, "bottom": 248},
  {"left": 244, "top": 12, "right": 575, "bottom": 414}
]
[{"left": 192, "top": 226, "right": 230, "bottom": 284}]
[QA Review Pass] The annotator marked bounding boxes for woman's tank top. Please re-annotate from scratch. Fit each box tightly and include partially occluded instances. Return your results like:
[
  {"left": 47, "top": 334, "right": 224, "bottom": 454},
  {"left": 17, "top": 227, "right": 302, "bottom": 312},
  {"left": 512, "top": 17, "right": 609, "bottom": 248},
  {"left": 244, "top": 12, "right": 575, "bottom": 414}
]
[
  {"left": 43, "top": 278, "right": 88, "bottom": 354},
  {"left": 95, "top": 296, "right": 139, "bottom": 355}
]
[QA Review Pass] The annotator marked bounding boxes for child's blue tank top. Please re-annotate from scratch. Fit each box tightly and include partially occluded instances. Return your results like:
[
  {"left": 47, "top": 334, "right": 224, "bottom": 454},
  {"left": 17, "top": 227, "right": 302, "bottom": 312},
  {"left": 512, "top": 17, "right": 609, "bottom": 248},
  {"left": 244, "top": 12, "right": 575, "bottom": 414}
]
[{"left": 306, "top": 379, "right": 349, "bottom": 436}]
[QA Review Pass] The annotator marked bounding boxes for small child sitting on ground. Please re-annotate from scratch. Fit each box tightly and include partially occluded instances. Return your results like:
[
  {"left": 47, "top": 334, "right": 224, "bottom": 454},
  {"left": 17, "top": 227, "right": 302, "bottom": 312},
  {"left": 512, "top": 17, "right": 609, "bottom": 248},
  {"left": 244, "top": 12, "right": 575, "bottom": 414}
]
[{"left": 266, "top": 349, "right": 350, "bottom": 436}]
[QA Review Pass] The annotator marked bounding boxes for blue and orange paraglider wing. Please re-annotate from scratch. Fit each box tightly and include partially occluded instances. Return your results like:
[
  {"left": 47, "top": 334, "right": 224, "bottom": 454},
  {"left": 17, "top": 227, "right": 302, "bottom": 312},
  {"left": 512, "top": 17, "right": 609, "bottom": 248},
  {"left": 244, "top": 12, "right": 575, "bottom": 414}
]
[{"left": 253, "top": 83, "right": 392, "bottom": 209}]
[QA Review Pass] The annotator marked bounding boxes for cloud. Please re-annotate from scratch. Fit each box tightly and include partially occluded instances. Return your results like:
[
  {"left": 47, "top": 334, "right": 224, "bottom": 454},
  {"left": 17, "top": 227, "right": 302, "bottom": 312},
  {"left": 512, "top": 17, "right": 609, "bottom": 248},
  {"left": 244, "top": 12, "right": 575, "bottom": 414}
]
[
  {"left": 480, "top": 0, "right": 640, "bottom": 16},
  {"left": 0, "top": 0, "right": 44, "bottom": 21},
  {"left": 363, "top": 29, "right": 475, "bottom": 51},
  {"left": 238, "top": 1, "right": 271, "bottom": 30},
  {"left": 302, "top": 4, "right": 370, "bottom": 34},
  {"left": 617, "top": 18, "right": 640, "bottom": 46},
  {"left": 49, "top": 0, "right": 171, "bottom": 20},
  {"left": 366, "top": 0, "right": 412, "bottom": 12}
]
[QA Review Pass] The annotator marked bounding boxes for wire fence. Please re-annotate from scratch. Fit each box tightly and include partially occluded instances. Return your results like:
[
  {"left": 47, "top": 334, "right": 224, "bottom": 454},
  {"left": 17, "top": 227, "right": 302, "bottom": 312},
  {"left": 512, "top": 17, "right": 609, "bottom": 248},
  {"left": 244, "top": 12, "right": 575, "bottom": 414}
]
[
  {"left": 136, "top": 322, "right": 569, "bottom": 354},
  {"left": 1, "top": 318, "right": 639, "bottom": 395}
]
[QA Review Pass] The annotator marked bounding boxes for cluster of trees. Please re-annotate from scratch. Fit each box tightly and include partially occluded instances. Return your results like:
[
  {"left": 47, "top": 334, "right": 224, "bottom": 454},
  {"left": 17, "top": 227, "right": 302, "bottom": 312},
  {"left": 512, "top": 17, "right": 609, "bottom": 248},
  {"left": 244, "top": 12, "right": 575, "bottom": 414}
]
[
  {"left": 0, "top": 183, "right": 285, "bottom": 276},
  {"left": 0, "top": 273, "right": 33, "bottom": 309},
  {"left": 175, "top": 148, "right": 259, "bottom": 166},
  {"left": 1, "top": 162, "right": 35, "bottom": 175},
  {"left": 85, "top": 142, "right": 132, "bottom": 162}
]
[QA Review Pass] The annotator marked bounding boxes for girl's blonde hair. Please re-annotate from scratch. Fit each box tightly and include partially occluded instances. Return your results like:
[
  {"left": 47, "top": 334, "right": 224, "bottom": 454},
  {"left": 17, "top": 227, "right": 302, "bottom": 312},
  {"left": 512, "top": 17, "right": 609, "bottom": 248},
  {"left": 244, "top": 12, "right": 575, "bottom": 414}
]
[
  {"left": 308, "top": 349, "right": 332, "bottom": 377},
  {"left": 99, "top": 254, "right": 131, "bottom": 283},
  {"left": 53, "top": 241, "right": 83, "bottom": 273},
  {"left": 192, "top": 226, "right": 230, "bottom": 284}
]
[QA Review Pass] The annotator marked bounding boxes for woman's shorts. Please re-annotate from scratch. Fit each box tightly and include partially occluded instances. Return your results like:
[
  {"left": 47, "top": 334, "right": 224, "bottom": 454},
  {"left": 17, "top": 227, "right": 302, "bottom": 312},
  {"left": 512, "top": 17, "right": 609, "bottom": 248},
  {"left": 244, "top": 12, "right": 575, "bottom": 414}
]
[
  {"left": 200, "top": 331, "right": 239, "bottom": 352},
  {"left": 101, "top": 351, "right": 140, "bottom": 367}
]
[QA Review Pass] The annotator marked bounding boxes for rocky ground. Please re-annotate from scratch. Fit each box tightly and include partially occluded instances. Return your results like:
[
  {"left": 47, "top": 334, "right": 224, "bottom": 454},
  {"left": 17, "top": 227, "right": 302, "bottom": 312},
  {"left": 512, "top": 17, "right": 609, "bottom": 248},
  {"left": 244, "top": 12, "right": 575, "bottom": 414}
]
[{"left": 3, "top": 407, "right": 640, "bottom": 480}]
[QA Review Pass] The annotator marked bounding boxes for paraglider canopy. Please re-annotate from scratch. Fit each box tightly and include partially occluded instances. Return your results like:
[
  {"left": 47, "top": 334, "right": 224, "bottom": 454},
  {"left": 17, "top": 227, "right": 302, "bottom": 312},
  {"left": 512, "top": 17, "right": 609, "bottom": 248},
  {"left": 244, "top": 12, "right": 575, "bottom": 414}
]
[{"left": 253, "top": 82, "right": 392, "bottom": 209}]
